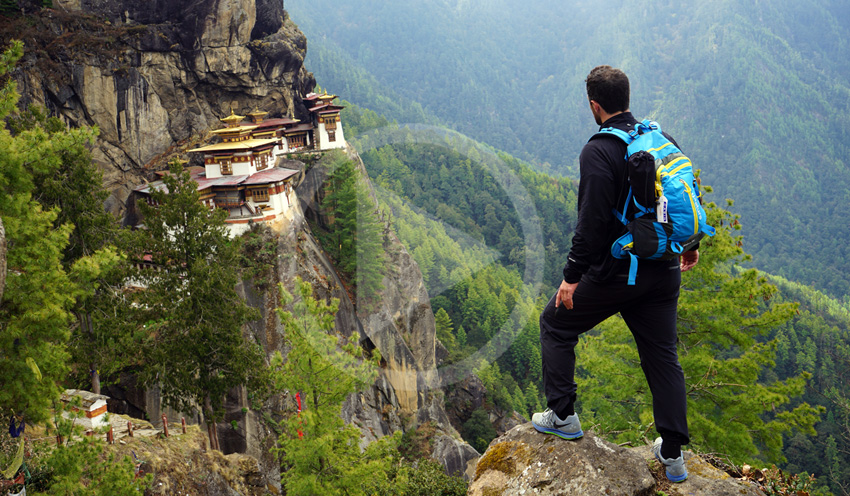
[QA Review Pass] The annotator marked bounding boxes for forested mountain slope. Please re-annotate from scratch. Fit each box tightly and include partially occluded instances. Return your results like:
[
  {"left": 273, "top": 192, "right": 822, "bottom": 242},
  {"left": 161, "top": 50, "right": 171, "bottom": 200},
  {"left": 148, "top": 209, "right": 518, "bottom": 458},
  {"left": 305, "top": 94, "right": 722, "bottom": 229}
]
[{"left": 287, "top": 0, "right": 850, "bottom": 298}]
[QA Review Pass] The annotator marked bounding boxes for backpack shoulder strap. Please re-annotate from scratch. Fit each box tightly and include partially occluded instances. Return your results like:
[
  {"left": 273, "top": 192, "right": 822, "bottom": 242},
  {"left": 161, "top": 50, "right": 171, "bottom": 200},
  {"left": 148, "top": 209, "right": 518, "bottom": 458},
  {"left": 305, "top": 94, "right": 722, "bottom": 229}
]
[{"left": 593, "top": 126, "right": 634, "bottom": 145}]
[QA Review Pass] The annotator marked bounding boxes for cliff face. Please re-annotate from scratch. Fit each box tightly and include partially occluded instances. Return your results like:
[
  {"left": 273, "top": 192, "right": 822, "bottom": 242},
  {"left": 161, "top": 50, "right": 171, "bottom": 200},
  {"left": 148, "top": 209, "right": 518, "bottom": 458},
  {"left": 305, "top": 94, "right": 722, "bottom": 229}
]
[
  {"left": 290, "top": 149, "right": 478, "bottom": 476},
  {"left": 205, "top": 149, "right": 476, "bottom": 480},
  {"left": 5, "top": 0, "right": 314, "bottom": 215}
]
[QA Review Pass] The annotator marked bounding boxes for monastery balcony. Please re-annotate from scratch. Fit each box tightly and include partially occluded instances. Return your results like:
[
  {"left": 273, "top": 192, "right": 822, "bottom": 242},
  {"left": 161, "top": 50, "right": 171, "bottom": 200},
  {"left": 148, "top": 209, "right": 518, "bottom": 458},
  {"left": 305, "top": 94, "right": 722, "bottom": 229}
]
[{"left": 220, "top": 203, "right": 278, "bottom": 224}]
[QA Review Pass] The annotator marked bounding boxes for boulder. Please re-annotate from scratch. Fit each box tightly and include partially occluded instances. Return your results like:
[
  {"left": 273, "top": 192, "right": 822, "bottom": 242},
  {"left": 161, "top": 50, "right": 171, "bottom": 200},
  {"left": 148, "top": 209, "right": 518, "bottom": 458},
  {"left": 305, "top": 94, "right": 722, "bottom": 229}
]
[{"left": 469, "top": 423, "right": 766, "bottom": 496}]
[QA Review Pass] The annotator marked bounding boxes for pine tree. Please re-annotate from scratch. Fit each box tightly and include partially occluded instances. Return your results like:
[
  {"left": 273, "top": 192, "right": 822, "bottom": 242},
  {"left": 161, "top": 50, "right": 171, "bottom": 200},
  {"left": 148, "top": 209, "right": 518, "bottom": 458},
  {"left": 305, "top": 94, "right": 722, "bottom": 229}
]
[
  {"left": 131, "top": 161, "right": 264, "bottom": 450},
  {"left": 353, "top": 180, "right": 386, "bottom": 309},
  {"left": 9, "top": 104, "right": 126, "bottom": 394},
  {"left": 435, "top": 307, "right": 457, "bottom": 353},
  {"left": 319, "top": 151, "right": 386, "bottom": 309},
  {"left": 321, "top": 152, "right": 358, "bottom": 266},
  {"left": 271, "top": 277, "right": 397, "bottom": 495},
  {"left": 0, "top": 41, "right": 113, "bottom": 423}
]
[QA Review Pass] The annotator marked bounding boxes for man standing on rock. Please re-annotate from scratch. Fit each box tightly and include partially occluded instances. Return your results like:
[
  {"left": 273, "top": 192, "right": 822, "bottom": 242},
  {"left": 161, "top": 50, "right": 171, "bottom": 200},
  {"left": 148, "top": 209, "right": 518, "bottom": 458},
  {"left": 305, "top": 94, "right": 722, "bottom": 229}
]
[{"left": 532, "top": 65, "right": 696, "bottom": 483}]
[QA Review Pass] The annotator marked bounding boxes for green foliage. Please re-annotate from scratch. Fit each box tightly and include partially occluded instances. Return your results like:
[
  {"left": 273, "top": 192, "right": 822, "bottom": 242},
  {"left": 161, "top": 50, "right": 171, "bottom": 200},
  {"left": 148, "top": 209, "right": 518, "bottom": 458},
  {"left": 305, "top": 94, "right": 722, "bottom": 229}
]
[
  {"left": 461, "top": 409, "right": 497, "bottom": 454},
  {"left": 434, "top": 308, "right": 458, "bottom": 354},
  {"left": 763, "top": 278, "right": 850, "bottom": 494},
  {"left": 338, "top": 99, "right": 396, "bottom": 138},
  {"left": 758, "top": 466, "right": 818, "bottom": 496},
  {"left": 360, "top": 140, "right": 576, "bottom": 290},
  {"left": 291, "top": 0, "right": 850, "bottom": 298},
  {"left": 131, "top": 161, "right": 264, "bottom": 442},
  {"left": 0, "top": 1, "right": 17, "bottom": 14},
  {"left": 8, "top": 104, "right": 131, "bottom": 392},
  {"left": 399, "top": 458, "right": 467, "bottom": 496},
  {"left": 272, "top": 278, "right": 469, "bottom": 494},
  {"left": 30, "top": 438, "right": 151, "bottom": 495},
  {"left": 271, "top": 277, "right": 393, "bottom": 495},
  {"left": 238, "top": 223, "right": 279, "bottom": 289},
  {"left": 0, "top": 40, "right": 112, "bottom": 424},
  {"left": 0, "top": 403, "right": 150, "bottom": 495},
  {"left": 318, "top": 151, "right": 387, "bottom": 309}
]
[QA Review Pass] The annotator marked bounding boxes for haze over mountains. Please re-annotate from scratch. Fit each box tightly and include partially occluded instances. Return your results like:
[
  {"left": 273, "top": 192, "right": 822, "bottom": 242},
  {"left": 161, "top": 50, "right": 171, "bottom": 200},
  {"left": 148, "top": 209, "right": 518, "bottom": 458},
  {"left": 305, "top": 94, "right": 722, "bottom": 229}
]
[{"left": 287, "top": 0, "right": 850, "bottom": 298}]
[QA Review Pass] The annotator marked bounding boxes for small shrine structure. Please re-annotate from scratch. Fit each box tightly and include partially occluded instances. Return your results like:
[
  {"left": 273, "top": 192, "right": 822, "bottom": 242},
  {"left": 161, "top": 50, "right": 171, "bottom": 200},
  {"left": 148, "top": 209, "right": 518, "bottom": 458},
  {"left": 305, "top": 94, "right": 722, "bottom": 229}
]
[{"left": 60, "top": 389, "right": 110, "bottom": 430}]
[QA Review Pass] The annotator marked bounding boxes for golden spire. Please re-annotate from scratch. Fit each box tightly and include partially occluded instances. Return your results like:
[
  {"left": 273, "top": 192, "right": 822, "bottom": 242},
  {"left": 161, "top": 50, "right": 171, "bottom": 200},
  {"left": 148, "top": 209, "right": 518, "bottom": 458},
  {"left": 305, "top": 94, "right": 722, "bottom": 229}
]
[{"left": 220, "top": 106, "right": 245, "bottom": 128}]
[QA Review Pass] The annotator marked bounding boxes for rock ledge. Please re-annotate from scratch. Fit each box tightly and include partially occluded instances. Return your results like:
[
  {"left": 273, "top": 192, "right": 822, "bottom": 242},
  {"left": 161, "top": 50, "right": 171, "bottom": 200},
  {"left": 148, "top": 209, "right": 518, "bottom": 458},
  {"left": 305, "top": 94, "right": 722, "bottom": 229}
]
[{"left": 469, "top": 423, "right": 765, "bottom": 496}]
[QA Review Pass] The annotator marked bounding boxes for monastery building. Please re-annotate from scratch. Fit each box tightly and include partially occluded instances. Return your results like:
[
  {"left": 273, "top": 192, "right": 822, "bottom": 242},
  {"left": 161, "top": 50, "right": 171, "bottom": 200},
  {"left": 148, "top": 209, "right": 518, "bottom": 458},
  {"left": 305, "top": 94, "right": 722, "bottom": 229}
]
[{"left": 131, "top": 93, "right": 345, "bottom": 237}]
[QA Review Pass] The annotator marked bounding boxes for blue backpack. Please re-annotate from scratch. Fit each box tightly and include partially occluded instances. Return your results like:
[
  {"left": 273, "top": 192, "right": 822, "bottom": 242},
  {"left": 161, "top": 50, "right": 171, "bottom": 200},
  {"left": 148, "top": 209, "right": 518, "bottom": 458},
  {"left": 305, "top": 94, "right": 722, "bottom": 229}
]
[{"left": 595, "top": 119, "right": 715, "bottom": 285}]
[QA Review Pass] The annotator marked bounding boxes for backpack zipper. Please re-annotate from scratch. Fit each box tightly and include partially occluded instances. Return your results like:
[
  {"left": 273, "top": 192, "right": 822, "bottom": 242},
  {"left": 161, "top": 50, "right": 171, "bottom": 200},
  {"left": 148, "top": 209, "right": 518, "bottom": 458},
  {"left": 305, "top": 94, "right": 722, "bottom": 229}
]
[{"left": 679, "top": 179, "right": 699, "bottom": 234}]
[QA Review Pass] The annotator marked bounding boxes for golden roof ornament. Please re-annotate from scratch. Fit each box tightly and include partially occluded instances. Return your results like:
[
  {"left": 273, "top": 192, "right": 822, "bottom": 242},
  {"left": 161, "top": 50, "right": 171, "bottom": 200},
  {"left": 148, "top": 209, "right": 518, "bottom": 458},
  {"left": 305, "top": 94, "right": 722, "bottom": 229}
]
[
  {"left": 221, "top": 106, "right": 245, "bottom": 127},
  {"left": 247, "top": 106, "right": 268, "bottom": 123}
]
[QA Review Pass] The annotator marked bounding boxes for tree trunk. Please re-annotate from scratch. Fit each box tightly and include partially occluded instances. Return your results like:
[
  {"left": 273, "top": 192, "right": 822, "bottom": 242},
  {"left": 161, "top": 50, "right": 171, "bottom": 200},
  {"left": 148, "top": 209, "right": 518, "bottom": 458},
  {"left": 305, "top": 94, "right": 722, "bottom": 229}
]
[
  {"left": 91, "top": 361, "right": 101, "bottom": 394},
  {"left": 79, "top": 312, "right": 101, "bottom": 393},
  {"left": 204, "top": 394, "right": 219, "bottom": 451}
]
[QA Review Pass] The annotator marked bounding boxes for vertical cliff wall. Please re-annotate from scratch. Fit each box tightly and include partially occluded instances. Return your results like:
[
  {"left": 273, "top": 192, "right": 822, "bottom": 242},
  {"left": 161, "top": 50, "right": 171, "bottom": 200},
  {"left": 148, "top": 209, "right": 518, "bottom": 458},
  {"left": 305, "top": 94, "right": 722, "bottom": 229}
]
[{"left": 4, "top": 0, "right": 315, "bottom": 214}]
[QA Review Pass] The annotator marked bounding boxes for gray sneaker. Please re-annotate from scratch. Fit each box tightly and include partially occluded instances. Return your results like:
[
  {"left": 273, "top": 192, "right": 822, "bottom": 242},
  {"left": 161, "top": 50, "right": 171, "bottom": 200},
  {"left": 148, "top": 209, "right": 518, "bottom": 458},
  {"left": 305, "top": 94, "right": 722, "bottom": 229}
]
[
  {"left": 531, "top": 409, "right": 583, "bottom": 440},
  {"left": 651, "top": 437, "right": 688, "bottom": 482}
]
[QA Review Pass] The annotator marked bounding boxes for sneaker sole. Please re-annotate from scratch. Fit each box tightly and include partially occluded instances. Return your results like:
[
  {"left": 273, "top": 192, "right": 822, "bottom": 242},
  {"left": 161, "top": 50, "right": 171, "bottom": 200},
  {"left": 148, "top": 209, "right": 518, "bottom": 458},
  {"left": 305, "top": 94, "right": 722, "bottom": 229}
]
[
  {"left": 532, "top": 422, "right": 583, "bottom": 440},
  {"left": 666, "top": 470, "right": 688, "bottom": 483},
  {"left": 653, "top": 452, "right": 688, "bottom": 483}
]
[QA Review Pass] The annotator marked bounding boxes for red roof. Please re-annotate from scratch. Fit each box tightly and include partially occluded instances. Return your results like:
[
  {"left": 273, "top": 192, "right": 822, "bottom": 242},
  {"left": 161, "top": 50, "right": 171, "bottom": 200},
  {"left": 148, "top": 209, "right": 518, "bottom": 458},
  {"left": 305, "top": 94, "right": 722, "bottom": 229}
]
[
  {"left": 243, "top": 168, "right": 298, "bottom": 185},
  {"left": 135, "top": 167, "right": 299, "bottom": 194},
  {"left": 251, "top": 117, "right": 299, "bottom": 130},
  {"left": 308, "top": 103, "right": 345, "bottom": 113},
  {"left": 284, "top": 123, "right": 313, "bottom": 134}
]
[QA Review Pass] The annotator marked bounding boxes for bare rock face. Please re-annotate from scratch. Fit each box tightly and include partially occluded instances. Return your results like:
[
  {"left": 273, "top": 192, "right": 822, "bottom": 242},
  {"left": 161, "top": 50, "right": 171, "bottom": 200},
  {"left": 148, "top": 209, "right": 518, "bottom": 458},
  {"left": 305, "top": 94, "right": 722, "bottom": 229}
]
[
  {"left": 293, "top": 149, "right": 478, "bottom": 475},
  {"left": 8, "top": 0, "right": 315, "bottom": 216},
  {"left": 470, "top": 423, "right": 766, "bottom": 496}
]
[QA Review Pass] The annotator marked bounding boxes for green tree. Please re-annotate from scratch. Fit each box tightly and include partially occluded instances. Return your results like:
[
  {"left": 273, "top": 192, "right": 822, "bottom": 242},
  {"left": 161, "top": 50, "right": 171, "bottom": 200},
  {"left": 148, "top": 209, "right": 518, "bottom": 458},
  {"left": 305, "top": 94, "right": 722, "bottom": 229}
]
[
  {"left": 9, "top": 104, "right": 128, "bottom": 394},
  {"left": 319, "top": 152, "right": 386, "bottom": 309},
  {"left": 30, "top": 437, "right": 151, "bottom": 495},
  {"left": 131, "top": 161, "right": 264, "bottom": 450},
  {"left": 461, "top": 409, "right": 497, "bottom": 454},
  {"left": 435, "top": 307, "right": 457, "bottom": 353},
  {"left": 0, "top": 41, "right": 111, "bottom": 424},
  {"left": 353, "top": 181, "right": 386, "bottom": 309},
  {"left": 321, "top": 152, "right": 358, "bottom": 266},
  {"left": 271, "top": 277, "right": 397, "bottom": 495}
]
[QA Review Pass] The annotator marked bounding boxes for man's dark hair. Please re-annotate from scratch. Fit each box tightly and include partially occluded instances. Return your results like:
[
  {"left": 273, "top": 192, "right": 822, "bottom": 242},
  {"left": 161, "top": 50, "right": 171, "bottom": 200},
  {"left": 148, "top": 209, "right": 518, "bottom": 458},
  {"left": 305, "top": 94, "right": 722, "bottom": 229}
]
[{"left": 585, "top": 65, "right": 630, "bottom": 114}]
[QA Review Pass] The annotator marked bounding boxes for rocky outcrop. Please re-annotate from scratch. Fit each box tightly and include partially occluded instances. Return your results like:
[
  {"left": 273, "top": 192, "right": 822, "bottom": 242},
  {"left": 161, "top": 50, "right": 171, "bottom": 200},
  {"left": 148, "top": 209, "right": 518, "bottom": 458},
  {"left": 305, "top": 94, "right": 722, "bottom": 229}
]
[
  {"left": 4, "top": 0, "right": 315, "bottom": 216},
  {"left": 469, "top": 424, "right": 766, "bottom": 496}
]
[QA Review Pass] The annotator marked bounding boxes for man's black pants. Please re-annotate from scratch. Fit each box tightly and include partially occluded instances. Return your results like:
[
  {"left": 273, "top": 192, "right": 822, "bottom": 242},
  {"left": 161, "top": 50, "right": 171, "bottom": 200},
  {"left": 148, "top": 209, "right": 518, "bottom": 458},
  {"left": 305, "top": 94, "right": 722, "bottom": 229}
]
[{"left": 539, "top": 262, "right": 690, "bottom": 445}]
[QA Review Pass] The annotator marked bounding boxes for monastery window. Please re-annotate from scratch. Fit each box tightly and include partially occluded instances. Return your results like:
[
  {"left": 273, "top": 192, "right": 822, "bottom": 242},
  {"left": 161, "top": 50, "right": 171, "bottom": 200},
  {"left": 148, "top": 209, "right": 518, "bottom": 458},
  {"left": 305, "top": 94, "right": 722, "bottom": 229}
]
[
  {"left": 220, "top": 160, "right": 233, "bottom": 175},
  {"left": 325, "top": 118, "right": 337, "bottom": 130},
  {"left": 251, "top": 188, "right": 270, "bottom": 202},
  {"left": 288, "top": 135, "right": 306, "bottom": 149},
  {"left": 214, "top": 189, "right": 242, "bottom": 208},
  {"left": 327, "top": 130, "right": 336, "bottom": 142}
]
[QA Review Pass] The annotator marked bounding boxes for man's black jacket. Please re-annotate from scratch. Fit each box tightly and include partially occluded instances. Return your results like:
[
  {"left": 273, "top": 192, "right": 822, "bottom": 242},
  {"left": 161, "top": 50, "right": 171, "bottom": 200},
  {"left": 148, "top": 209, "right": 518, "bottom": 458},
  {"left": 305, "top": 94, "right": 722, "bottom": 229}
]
[{"left": 562, "top": 112, "right": 681, "bottom": 284}]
